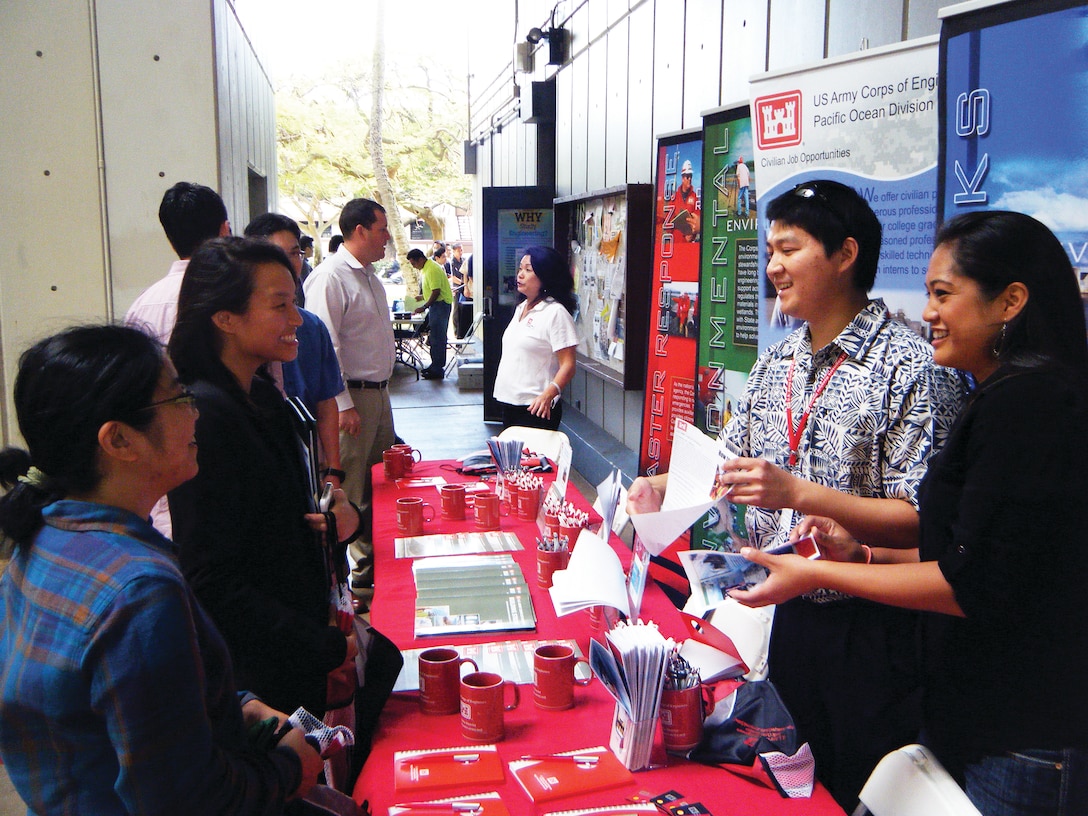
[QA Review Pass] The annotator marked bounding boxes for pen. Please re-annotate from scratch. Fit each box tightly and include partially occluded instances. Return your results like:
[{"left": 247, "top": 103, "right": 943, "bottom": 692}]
[
  {"left": 400, "top": 753, "right": 480, "bottom": 765},
  {"left": 393, "top": 803, "right": 482, "bottom": 813},
  {"left": 518, "top": 753, "right": 600, "bottom": 765}
]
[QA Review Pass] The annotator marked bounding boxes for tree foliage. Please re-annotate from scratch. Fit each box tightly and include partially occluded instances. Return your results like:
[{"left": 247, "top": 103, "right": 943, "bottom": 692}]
[{"left": 275, "top": 28, "right": 471, "bottom": 265}]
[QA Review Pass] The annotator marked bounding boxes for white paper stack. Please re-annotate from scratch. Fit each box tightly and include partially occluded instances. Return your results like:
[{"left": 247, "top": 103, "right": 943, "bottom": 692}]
[{"left": 588, "top": 620, "right": 672, "bottom": 770}]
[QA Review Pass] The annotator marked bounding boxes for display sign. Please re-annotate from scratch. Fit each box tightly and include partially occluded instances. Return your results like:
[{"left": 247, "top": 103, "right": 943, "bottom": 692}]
[
  {"left": 939, "top": 0, "right": 1088, "bottom": 302},
  {"left": 638, "top": 130, "right": 704, "bottom": 477},
  {"left": 751, "top": 38, "right": 941, "bottom": 348},
  {"left": 692, "top": 105, "right": 760, "bottom": 551}
]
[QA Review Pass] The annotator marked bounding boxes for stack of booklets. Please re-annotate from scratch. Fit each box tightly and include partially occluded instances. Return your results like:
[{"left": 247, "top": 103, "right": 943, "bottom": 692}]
[
  {"left": 507, "top": 747, "right": 635, "bottom": 803},
  {"left": 393, "top": 745, "right": 506, "bottom": 793},
  {"left": 413, "top": 554, "right": 537, "bottom": 637},
  {"left": 589, "top": 622, "right": 672, "bottom": 770},
  {"left": 543, "top": 805, "right": 658, "bottom": 816},
  {"left": 395, "top": 531, "right": 524, "bottom": 559},
  {"left": 389, "top": 791, "right": 510, "bottom": 816}
]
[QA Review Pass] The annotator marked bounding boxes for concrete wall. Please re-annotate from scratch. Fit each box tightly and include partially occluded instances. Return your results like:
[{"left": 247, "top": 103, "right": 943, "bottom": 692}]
[
  {"left": 467, "top": 0, "right": 944, "bottom": 457},
  {"left": 0, "top": 0, "right": 275, "bottom": 444}
]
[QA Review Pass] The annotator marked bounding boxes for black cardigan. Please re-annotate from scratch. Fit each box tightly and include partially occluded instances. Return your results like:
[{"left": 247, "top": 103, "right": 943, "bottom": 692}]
[{"left": 170, "top": 376, "right": 346, "bottom": 714}]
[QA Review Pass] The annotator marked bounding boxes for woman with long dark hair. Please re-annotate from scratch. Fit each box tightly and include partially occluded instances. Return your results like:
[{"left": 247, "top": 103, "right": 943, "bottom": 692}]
[
  {"left": 493, "top": 245, "right": 579, "bottom": 430},
  {"left": 167, "top": 237, "right": 361, "bottom": 723},
  {"left": 0, "top": 324, "right": 325, "bottom": 813},
  {"left": 735, "top": 211, "right": 1088, "bottom": 815}
]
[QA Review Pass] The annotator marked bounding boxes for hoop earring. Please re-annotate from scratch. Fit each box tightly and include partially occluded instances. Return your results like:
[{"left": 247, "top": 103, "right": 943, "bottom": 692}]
[{"left": 992, "top": 322, "right": 1007, "bottom": 359}]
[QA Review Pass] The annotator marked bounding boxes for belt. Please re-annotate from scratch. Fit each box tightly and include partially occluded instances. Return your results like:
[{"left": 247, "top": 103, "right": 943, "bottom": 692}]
[{"left": 346, "top": 379, "right": 388, "bottom": 390}]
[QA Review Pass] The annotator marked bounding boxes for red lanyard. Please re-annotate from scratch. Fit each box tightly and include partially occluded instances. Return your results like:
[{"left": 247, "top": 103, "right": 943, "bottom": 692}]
[{"left": 785, "top": 351, "right": 848, "bottom": 468}]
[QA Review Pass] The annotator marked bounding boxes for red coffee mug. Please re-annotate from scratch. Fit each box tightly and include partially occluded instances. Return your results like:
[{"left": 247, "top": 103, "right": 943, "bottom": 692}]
[
  {"left": 383, "top": 449, "right": 405, "bottom": 480},
  {"left": 439, "top": 484, "right": 466, "bottom": 521},
  {"left": 473, "top": 492, "right": 507, "bottom": 531},
  {"left": 533, "top": 644, "right": 592, "bottom": 710},
  {"left": 418, "top": 647, "right": 478, "bottom": 716},
  {"left": 460, "top": 671, "right": 519, "bottom": 742},
  {"left": 396, "top": 496, "right": 435, "bottom": 536},
  {"left": 660, "top": 683, "right": 716, "bottom": 753},
  {"left": 517, "top": 483, "right": 542, "bottom": 522},
  {"left": 391, "top": 443, "right": 422, "bottom": 473}
]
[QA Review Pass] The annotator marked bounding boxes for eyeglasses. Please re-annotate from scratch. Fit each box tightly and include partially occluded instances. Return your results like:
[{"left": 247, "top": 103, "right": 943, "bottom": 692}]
[
  {"left": 791, "top": 182, "right": 850, "bottom": 228},
  {"left": 137, "top": 389, "right": 197, "bottom": 413}
]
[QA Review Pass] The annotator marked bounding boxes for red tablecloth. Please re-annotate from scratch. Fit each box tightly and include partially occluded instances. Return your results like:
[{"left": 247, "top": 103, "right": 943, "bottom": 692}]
[{"left": 354, "top": 460, "right": 844, "bottom": 815}]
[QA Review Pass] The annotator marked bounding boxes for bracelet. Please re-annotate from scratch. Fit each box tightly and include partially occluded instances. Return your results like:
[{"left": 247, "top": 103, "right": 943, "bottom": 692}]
[
  {"left": 549, "top": 381, "right": 562, "bottom": 395},
  {"left": 321, "top": 467, "right": 346, "bottom": 481},
  {"left": 860, "top": 544, "right": 873, "bottom": 564}
]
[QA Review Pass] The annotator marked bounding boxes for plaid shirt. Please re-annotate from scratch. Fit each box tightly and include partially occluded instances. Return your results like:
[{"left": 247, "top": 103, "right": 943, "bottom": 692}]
[
  {"left": 723, "top": 299, "right": 966, "bottom": 567},
  {"left": 0, "top": 500, "right": 299, "bottom": 815}
]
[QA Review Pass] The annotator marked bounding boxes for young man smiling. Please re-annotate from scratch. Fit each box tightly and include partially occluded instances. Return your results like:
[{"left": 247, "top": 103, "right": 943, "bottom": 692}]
[{"left": 628, "top": 179, "right": 964, "bottom": 809}]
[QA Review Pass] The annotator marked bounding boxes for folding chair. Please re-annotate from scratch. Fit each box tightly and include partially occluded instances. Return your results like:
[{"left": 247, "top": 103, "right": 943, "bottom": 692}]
[
  {"left": 444, "top": 311, "right": 483, "bottom": 375},
  {"left": 496, "top": 425, "right": 570, "bottom": 463},
  {"left": 852, "top": 744, "right": 982, "bottom": 816}
]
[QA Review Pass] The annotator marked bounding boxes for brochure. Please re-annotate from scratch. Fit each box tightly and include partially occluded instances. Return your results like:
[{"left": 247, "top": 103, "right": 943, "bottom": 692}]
[
  {"left": 389, "top": 791, "right": 510, "bottom": 816},
  {"left": 413, "top": 554, "right": 536, "bottom": 637},
  {"left": 393, "top": 746, "right": 505, "bottom": 792},
  {"left": 508, "top": 747, "right": 635, "bottom": 803},
  {"left": 395, "top": 531, "right": 524, "bottom": 559}
]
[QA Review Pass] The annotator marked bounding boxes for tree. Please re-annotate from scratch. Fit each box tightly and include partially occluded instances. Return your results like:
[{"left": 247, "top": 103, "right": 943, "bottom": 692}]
[{"left": 275, "top": 10, "right": 471, "bottom": 277}]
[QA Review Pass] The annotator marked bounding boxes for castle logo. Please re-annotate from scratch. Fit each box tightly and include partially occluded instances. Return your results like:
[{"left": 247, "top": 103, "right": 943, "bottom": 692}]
[{"left": 755, "top": 90, "right": 802, "bottom": 149}]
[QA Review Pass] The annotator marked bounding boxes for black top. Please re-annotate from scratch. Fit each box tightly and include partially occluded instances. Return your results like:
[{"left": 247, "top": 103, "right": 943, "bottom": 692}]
[
  {"left": 170, "top": 376, "right": 346, "bottom": 715},
  {"left": 918, "top": 365, "right": 1088, "bottom": 774}
]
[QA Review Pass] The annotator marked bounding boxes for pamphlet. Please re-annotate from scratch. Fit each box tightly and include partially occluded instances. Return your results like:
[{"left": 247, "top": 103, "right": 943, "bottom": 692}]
[
  {"left": 393, "top": 745, "right": 505, "bottom": 792},
  {"left": 543, "top": 805, "right": 657, "bottom": 816},
  {"left": 395, "top": 476, "right": 448, "bottom": 490},
  {"left": 413, "top": 554, "right": 536, "bottom": 637},
  {"left": 548, "top": 530, "right": 630, "bottom": 617},
  {"left": 678, "top": 549, "right": 767, "bottom": 603},
  {"left": 389, "top": 791, "right": 510, "bottom": 816},
  {"left": 395, "top": 531, "right": 524, "bottom": 559},
  {"left": 508, "top": 747, "right": 635, "bottom": 803},
  {"left": 628, "top": 419, "right": 723, "bottom": 555}
]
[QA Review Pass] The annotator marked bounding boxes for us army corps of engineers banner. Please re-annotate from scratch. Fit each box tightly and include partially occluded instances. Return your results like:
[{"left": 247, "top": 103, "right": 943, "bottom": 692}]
[{"left": 750, "top": 37, "right": 941, "bottom": 350}]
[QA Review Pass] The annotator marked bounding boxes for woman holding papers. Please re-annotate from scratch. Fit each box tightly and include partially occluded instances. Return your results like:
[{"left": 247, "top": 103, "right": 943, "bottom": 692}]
[
  {"left": 494, "top": 245, "right": 579, "bottom": 431},
  {"left": 735, "top": 211, "right": 1088, "bottom": 816},
  {"left": 167, "top": 238, "right": 362, "bottom": 727}
]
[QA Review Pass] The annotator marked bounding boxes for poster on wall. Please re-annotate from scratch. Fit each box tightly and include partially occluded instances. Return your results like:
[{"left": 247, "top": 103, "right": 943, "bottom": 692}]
[
  {"left": 750, "top": 38, "right": 940, "bottom": 349},
  {"left": 939, "top": 0, "right": 1088, "bottom": 312},
  {"left": 638, "top": 130, "right": 704, "bottom": 477},
  {"left": 691, "top": 104, "right": 760, "bottom": 551},
  {"left": 496, "top": 209, "right": 554, "bottom": 307}
]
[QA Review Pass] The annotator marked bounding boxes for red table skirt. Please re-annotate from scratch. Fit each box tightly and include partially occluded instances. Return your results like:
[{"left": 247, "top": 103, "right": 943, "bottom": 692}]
[{"left": 354, "top": 460, "right": 843, "bottom": 815}]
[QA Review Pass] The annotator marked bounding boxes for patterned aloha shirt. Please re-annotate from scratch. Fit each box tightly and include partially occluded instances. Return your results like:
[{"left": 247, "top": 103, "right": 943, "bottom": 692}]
[{"left": 721, "top": 299, "right": 966, "bottom": 600}]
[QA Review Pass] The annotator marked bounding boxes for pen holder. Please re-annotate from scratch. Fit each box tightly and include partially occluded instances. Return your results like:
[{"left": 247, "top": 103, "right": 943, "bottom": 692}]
[
  {"left": 536, "top": 542, "right": 569, "bottom": 589},
  {"left": 544, "top": 511, "right": 561, "bottom": 540},
  {"left": 517, "top": 483, "right": 542, "bottom": 522},
  {"left": 559, "top": 522, "right": 584, "bottom": 550},
  {"left": 660, "top": 683, "right": 716, "bottom": 753}
]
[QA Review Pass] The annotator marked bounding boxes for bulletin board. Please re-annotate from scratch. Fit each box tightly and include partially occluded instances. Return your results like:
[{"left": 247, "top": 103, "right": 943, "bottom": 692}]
[{"left": 554, "top": 184, "right": 653, "bottom": 390}]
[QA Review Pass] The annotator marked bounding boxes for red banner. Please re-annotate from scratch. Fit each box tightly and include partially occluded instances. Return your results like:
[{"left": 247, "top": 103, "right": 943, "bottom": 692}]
[{"left": 639, "top": 132, "right": 704, "bottom": 476}]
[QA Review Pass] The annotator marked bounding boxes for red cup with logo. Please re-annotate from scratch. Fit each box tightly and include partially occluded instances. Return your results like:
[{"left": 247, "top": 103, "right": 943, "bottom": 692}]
[
  {"left": 392, "top": 443, "right": 422, "bottom": 473},
  {"left": 473, "top": 492, "right": 507, "bottom": 531},
  {"left": 383, "top": 448, "right": 405, "bottom": 480},
  {"left": 439, "top": 484, "right": 466, "bottom": 521},
  {"left": 396, "top": 496, "right": 435, "bottom": 536},
  {"left": 460, "top": 671, "right": 519, "bottom": 742},
  {"left": 517, "top": 483, "right": 542, "bottom": 522},
  {"left": 533, "top": 644, "right": 592, "bottom": 710},
  {"left": 660, "top": 683, "right": 716, "bottom": 753},
  {"left": 536, "top": 544, "right": 569, "bottom": 589},
  {"left": 418, "top": 647, "right": 478, "bottom": 715}
]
